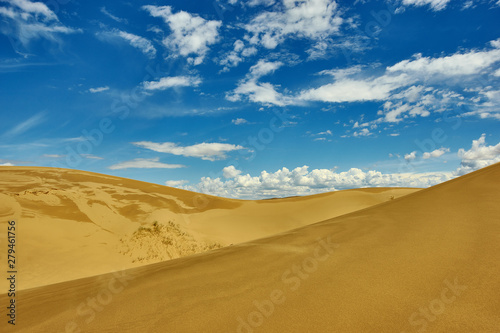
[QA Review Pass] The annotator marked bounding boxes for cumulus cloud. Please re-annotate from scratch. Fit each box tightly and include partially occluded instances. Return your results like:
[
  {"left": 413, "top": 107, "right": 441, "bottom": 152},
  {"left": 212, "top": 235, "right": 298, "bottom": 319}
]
[
  {"left": 218, "top": 39, "right": 258, "bottom": 72},
  {"left": 456, "top": 134, "right": 500, "bottom": 175},
  {"left": 223, "top": 165, "right": 242, "bottom": 178},
  {"left": 0, "top": 0, "right": 79, "bottom": 47},
  {"left": 423, "top": 147, "right": 449, "bottom": 159},
  {"left": 176, "top": 135, "right": 500, "bottom": 199},
  {"left": 353, "top": 128, "right": 372, "bottom": 137},
  {"left": 142, "top": 76, "right": 201, "bottom": 90},
  {"left": 182, "top": 165, "right": 453, "bottom": 199},
  {"left": 89, "top": 86, "right": 109, "bottom": 93},
  {"left": 404, "top": 151, "right": 417, "bottom": 161},
  {"left": 244, "top": 0, "right": 343, "bottom": 49},
  {"left": 142, "top": 5, "right": 221, "bottom": 65},
  {"left": 108, "top": 157, "right": 185, "bottom": 170},
  {"left": 132, "top": 141, "right": 246, "bottom": 161}
]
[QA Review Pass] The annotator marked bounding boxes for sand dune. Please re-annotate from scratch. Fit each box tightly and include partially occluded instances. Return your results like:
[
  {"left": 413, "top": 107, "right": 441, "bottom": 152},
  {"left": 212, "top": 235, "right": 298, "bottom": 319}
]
[
  {"left": 0, "top": 166, "right": 417, "bottom": 290},
  {"left": 2, "top": 163, "right": 499, "bottom": 332}
]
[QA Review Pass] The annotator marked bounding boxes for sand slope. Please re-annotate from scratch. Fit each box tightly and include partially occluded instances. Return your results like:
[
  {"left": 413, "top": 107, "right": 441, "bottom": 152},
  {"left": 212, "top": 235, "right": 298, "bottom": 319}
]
[
  {"left": 0, "top": 167, "right": 417, "bottom": 290},
  {"left": 3, "top": 163, "right": 500, "bottom": 332}
]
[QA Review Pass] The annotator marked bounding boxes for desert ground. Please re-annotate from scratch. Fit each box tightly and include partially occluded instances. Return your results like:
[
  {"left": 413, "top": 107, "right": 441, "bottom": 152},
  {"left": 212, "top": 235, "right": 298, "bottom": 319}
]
[{"left": 1, "top": 164, "right": 499, "bottom": 332}]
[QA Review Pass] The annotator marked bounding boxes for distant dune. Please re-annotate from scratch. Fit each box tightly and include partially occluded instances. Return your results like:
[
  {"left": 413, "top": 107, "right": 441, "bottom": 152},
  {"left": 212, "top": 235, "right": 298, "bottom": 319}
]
[
  {"left": 2, "top": 164, "right": 499, "bottom": 332},
  {"left": 0, "top": 166, "right": 417, "bottom": 290}
]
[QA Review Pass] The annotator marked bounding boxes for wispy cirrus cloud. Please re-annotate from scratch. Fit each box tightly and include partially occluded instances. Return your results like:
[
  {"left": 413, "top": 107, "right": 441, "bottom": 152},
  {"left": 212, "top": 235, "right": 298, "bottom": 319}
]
[
  {"left": 0, "top": 0, "right": 80, "bottom": 48},
  {"left": 96, "top": 29, "right": 156, "bottom": 59},
  {"left": 2, "top": 111, "right": 46, "bottom": 137},
  {"left": 100, "top": 7, "right": 127, "bottom": 23},
  {"left": 397, "top": 0, "right": 452, "bottom": 11}
]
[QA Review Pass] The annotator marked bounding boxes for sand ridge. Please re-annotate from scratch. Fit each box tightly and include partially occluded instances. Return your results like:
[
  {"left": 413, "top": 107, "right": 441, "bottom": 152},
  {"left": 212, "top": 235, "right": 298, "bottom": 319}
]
[
  {"left": 0, "top": 166, "right": 418, "bottom": 290},
  {"left": 3, "top": 163, "right": 499, "bottom": 332}
]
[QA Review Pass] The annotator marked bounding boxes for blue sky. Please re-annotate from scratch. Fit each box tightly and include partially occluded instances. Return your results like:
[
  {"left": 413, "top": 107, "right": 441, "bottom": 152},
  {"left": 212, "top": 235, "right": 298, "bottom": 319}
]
[{"left": 1, "top": 0, "right": 500, "bottom": 198}]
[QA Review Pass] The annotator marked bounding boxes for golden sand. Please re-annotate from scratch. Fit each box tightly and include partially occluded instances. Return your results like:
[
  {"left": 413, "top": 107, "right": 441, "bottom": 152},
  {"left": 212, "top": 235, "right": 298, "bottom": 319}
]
[{"left": 1, "top": 164, "right": 499, "bottom": 332}]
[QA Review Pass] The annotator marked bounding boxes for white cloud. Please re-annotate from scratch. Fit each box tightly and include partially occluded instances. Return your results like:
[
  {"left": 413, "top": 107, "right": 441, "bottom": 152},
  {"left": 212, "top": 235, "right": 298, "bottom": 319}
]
[
  {"left": 89, "top": 86, "right": 109, "bottom": 93},
  {"left": 456, "top": 134, "right": 500, "bottom": 175},
  {"left": 8, "top": 0, "right": 56, "bottom": 20},
  {"left": 142, "top": 5, "right": 221, "bottom": 65},
  {"left": 404, "top": 151, "right": 417, "bottom": 161},
  {"left": 246, "top": 0, "right": 277, "bottom": 6},
  {"left": 223, "top": 165, "right": 242, "bottom": 178},
  {"left": 82, "top": 154, "right": 104, "bottom": 160},
  {"left": 0, "top": 163, "right": 15, "bottom": 166},
  {"left": 2, "top": 111, "right": 45, "bottom": 137},
  {"left": 399, "top": 0, "right": 452, "bottom": 11},
  {"left": 249, "top": 59, "right": 283, "bottom": 78},
  {"left": 314, "top": 130, "right": 332, "bottom": 136},
  {"left": 183, "top": 165, "right": 453, "bottom": 199},
  {"left": 0, "top": 0, "right": 79, "bottom": 47},
  {"left": 42, "top": 154, "right": 64, "bottom": 158},
  {"left": 96, "top": 29, "right": 156, "bottom": 59},
  {"left": 142, "top": 76, "right": 201, "bottom": 91},
  {"left": 115, "top": 30, "right": 156, "bottom": 59},
  {"left": 422, "top": 147, "right": 449, "bottom": 159},
  {"left": 100, "top": 7, "right": 127, "bottom": 23},
  {"left": 387, "top": 48, "right": 500, "bottom": 77},
  {"left": 232, "top": 118, "right": 248, "bottom": 125},
  {"left": 219, "top": 40, "right": 258, "bottom": 72},
  {"left": 227, "top": 59, "right": 292, "bottom": 106},
  {"left": 165, "top": 180, "right": 188, "bottom": 187},
  {"left": 132, "top": 141, "right": 246, "bottom": 161},
  {"left": 244, "top": 0, "right": 343, "bottom": 49},
  {"left": 353, "top": 128, "right": 372, "bottom": 137},
  {"left": 299, "top": 73, "right": 412, "bottom": 103},
  {"left": 297, "top": 40, "right": 500, "bottom": 125},
  {"left": 229, "top": 80, "right": 290, "bottom": 105},
  {"left": 108, "top": 157, "right": 185, "bottom": 170}
]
